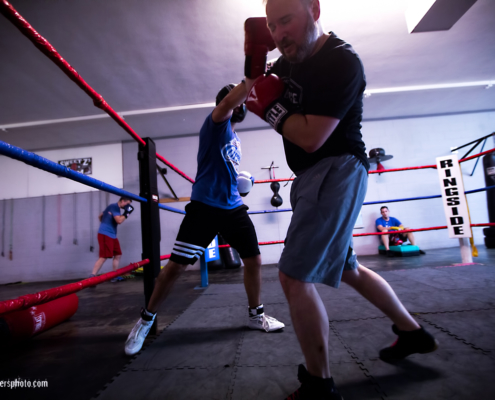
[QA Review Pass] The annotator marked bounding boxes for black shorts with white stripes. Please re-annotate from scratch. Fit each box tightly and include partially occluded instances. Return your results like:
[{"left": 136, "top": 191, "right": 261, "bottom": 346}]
[{"left": 170, "top": 201, "right": 260, "bottom": 265}]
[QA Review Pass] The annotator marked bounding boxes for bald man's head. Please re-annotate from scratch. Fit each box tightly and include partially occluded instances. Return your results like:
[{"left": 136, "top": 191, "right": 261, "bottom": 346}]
[{"left": 265, "top": 0, "right": 320, "bottom": 63}]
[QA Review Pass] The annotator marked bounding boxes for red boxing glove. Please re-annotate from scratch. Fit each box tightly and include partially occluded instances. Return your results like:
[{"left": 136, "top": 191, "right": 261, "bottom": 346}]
[
  {"left": 244, "top": 17, "right": 276, "bottom": 79},
  {"left": 246, "top": 74, "right": 297, "bottom": 134}
]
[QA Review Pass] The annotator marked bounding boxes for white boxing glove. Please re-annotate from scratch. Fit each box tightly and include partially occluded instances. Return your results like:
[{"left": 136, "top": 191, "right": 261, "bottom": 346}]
[{"left": 237, "top": 171, "right": 255, "bottom": 197}]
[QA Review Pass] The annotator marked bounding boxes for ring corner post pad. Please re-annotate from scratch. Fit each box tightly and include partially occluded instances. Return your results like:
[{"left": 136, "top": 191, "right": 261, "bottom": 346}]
[
  {"left": 435, "top": 153, "right": 473, "bottom": 263},
  {"left": 138, "top": 137, "right": 161, "bottom": 335},
  {"left": 197, "top": 254, "right": 209, "bottom": 289}
]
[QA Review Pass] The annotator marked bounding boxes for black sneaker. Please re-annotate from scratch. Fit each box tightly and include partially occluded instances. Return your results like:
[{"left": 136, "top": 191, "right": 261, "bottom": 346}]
[
  {"left": 285, "top": 364, "right": 343, "bottom": 400},
  {"left": 379, "top": 324, "right": 439, "bottom": 361},
  {"left": 419, "top": 249, "right": 426, "bottom": 255}
]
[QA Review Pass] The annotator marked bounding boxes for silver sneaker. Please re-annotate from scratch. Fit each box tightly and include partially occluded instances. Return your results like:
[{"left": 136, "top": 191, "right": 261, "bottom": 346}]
[
  {"left": 125, "top": 309, "right": 156, "bottom": 356},
  {"left": 248, "top": 313, "right": 285, "bottom": 332}
]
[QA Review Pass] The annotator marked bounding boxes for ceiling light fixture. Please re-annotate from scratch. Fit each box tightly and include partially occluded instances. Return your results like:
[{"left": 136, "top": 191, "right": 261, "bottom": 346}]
[
  {"left": 364, "top": 80, "right": 493, "bottom": 97},
  {"left": 1, "top": 80, "right": 493, "bottom": 131}
]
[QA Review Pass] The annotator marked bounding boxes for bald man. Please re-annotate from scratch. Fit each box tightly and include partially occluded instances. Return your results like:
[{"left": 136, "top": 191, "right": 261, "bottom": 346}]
[{"left": 245, "top": 0, "right": 438, "bottom": 398}]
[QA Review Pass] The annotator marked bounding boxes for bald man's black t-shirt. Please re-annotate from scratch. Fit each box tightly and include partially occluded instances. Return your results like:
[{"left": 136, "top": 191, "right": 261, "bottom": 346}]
[{"left": 268, "top": 32, "right": 369, "bottom": 174}]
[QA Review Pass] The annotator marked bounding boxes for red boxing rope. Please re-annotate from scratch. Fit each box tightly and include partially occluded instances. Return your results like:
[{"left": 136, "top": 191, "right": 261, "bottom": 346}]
[
  {"left": 369, "top": 147, "right": 495, "bottom": 175},
  {"left": 220, "top": 224, "right": 495, "bottom": 247},
  {"left": 0, "top": 253, "right": 173, "bottom": 315},
  {"left": 459, "top": 147, "right": 495, "bottom": 163},
  {"left": 4, "top": 0, "right": 493, "bottom": 186},
  {"left": 0, "top": 259, "right": 148, "bottom": 315},
  {"left": 369, "top": 164, "right": 436, "bottom": 175},
  {"left": 156, "top": 153, "right": 195, "bottom": 184},
  {"left": 0, "top": 1, "right": 145, "bottom": 146},
  {"left": 255, "top": 178, "right": 294, "bottom": 184},
  {"left": 351, "top": 223, "right": 495, "bottom": 237},
  {"left": 471, "top": 223, "right": 495, "bottom": 228},
  {"left": 353, "top": 226, "right": 448, "bottom": 237},
  {"left": 0, "top": 1, "right": 195, "bottom": 184},
  {"left": 2, "top": 222, "right": 493, "bottom": 315},
  {"left": 255, "top": 148, "right": 495, "bottom": 183},
  {"left": 219, "top": 240, "right": 284, "bottom": 249}
]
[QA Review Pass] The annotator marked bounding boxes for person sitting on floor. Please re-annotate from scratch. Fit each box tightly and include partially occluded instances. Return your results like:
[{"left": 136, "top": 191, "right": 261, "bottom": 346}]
[{"left": 376, "top": 206, "right": 425, "bottom": 257}]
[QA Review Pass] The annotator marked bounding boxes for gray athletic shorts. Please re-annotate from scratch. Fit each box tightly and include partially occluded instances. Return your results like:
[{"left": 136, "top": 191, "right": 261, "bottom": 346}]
[{"left": 278, "top": 154, "right": 368, "bottom": 288}]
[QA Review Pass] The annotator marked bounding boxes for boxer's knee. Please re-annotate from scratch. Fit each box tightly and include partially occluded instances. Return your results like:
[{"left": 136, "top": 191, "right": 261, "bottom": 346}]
[
  {"left": 157, "top": 261, "right": 185, "bottom": 281},
  {"left": 279, "top": 270, "right": 307, "bottom": 297},
  {"left": 243, "top": 254, "right": 261, "bottom": 269}
]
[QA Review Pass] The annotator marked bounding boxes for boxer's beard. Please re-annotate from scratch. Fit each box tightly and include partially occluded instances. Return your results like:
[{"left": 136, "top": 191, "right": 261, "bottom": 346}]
[{"left": 280, "top": 11, "right": 318, "bottom": 63}]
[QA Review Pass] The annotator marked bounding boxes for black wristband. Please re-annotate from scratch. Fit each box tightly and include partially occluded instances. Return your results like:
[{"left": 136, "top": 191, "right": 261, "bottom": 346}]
[
  {"left": 264, "top": 96, "right": 297, "bottom": 134},
  {"left": 244, "top": 54, "right": 268, "bottom": 79}
]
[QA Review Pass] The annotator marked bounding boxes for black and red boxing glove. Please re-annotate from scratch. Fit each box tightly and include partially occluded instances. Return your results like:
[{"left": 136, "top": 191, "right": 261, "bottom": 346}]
[
  {"left": 246, "top": 74, "right": 297, "bottom": 134},
  {"left": 123, "top": 204, "right": 134, "bottom": 218},
  {"left": 244, "top": 17, "right": 276, "bottom": 79}
]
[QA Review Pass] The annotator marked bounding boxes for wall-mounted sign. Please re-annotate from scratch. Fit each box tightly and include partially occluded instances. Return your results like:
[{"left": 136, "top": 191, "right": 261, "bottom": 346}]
[{"left": 58, "top": 157, "right": 92, "bottom": 175}]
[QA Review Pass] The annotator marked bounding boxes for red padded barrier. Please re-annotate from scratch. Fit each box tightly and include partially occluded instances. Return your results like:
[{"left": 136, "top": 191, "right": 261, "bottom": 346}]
[{"left": 0, "top": 293, "right": 79, "bottom": 342}]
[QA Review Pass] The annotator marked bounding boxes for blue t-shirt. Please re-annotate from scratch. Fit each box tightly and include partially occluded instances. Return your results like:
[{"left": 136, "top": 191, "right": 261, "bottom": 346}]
[
  {"left": 190, "top": 113, "right": 243, "bottom": 209},
  {"left": 98, "top": 203, "right": 121, "bottom": 239},
  {"left": 375, "top": 216, "right": 402, "bottom": 231}
]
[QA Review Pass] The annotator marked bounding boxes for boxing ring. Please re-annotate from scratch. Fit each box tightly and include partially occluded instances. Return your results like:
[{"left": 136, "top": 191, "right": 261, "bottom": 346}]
[
  {"left": 2, "top": 2, "right": 495, "bottom": 399},
  {"left": 1, "top": 0, "right": 494, "bottom": 334}
]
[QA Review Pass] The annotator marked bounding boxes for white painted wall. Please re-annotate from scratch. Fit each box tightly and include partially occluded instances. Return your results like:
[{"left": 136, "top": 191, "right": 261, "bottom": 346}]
[
  {"left": 0, "top": 143, "right": 123, "bottom": 200},
  {"left": 121, "top": 110, "right": 495, "bottom": 269},
  {"left": 0, "top": 192, "right": 123, "bottom": 285},
  {"left": 358, "top": 111, "right": 493, "bottom": 256},
  {"left": 0, "top": 111, "right": 493, "bottom": 284}
]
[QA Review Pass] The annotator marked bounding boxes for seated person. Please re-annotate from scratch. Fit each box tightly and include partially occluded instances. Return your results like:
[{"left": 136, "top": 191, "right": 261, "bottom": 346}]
[{"left": 376, "top": 206, "right": 425, "bottom": 256}]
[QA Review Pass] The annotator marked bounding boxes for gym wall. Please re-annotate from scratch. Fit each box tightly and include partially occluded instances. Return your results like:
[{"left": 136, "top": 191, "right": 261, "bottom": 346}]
[
  {"left": 0, "top": 143, "right": 123, "bottom": 200},
  {"left": 0, "top": 110, "right": 493, "bottom": 284}
]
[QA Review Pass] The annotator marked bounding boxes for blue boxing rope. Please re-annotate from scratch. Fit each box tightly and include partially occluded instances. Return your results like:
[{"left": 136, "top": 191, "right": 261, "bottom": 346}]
[
  {"left": 158, "top": 202, "right": 185, "bottom": 214},
  {"left": 3, "top": 139, "right": 491, "bottom": 217},
  {"left": 0, "top": 140, "right": 185, "bottom": 215},
  {"left": 248, "top": 208, "right": 292, "bottom": 215},
  {"left": 363, "top": 194, "right": 442, "bottom": 205},
  {"left": 363, "top": 185, "right": 495, "bottom": 205},
  {"left": 465, "top": 186, "right": 495, "bottom": 195},
  {"left": 247, "top": 185, "right": 495, "bottom": 214}
]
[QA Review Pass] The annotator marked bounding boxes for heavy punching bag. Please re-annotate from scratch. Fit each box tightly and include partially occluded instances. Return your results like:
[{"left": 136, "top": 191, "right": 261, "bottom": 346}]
[
  {"left": 483, "top": 152, "right": 495, "bottom": 248},
  {"left": 207, "top": 251, "right": 225, "bottom": 271},
  {"left": 218, "top": 234, "right": 241, "bottom": 269},
  {"left": 0, "top": 294, "right": 79, "bottom": 343}
]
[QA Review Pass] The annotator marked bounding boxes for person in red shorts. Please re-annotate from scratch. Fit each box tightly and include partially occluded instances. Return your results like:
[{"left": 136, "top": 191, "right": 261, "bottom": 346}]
[{"left": 89, "top": 196, "right": 134, "bottom": 284}]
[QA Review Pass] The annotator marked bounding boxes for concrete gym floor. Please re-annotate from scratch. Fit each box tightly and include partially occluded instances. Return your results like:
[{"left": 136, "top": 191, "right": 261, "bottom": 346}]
[{"left": 0, "top": 247, "right": 494, "bottom": 400}]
